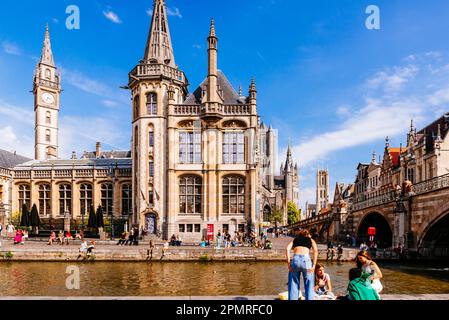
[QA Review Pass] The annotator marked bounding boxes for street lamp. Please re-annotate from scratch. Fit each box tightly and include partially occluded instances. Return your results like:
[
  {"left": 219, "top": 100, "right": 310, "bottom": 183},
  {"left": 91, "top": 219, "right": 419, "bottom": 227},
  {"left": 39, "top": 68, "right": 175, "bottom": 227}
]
[{"left": 109, "top": 163, "right": 116, "bottom": 240}]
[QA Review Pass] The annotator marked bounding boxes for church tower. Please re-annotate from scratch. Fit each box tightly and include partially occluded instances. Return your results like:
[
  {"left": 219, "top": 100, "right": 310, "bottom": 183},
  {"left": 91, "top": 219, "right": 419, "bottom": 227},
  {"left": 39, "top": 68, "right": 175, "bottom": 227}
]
[
  {"left": 33, "top": 24, "right": 61, "bottom": 160},
  {"left": 128, "top": 0, "right": 188, "bottom": 232},
  {"left": 316, "top": 169, "right": 330, "bottom": 214}
]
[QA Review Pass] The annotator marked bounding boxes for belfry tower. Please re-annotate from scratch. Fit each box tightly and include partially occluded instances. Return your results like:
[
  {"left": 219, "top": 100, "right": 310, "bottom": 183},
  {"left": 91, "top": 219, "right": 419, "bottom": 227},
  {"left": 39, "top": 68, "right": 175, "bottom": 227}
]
[{"left": 33, "top": 24, "right": 61, "bottom": 160}]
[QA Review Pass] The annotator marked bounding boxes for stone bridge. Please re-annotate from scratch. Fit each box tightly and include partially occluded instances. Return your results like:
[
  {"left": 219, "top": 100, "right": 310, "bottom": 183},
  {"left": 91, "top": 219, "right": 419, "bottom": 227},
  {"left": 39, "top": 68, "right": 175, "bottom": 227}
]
[{"left": 292, "top": 173, "right": 449, "bottom": 258}]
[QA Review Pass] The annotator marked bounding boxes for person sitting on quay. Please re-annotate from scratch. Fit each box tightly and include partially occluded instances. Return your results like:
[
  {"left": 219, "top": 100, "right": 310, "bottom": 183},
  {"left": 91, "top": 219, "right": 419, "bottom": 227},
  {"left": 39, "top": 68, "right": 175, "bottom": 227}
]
[
  {"left": 77, "top": 240, "right": 88, "bottom": 260},
  {"left": 117, "top": 231, "right": 127, "bottom": 245},
  {"left": 63, "top": 231, "right": 72, "bottom": 245},
  {"left": 57, "top": 230, "right": 64, "bottom": 245},
  {"left": 170, "top": 234, "right": 177, "bottom": 246},
  {"left": 22, "top": 229, "right": 29, "bottom": 242},
  {"left": 337, "top": 268, "right": 380, "bottom": 300},
  {"left": 314, "top": 264, "right": 335, "bottom": 300},
  {"left": 126, "top": 228, "right": 134, "bottom": 246},
  {"left": 264, "top": 239, "right": 273, "bottom": 250},
  {"left": 47, "top": 231, "right": 57, "bottom": 245},
  {"left": 175, "top": 235, "right": 182, "bottom": 246},
  {"left": 13, "top": 229, "right": 23, "bottom": 245},
  {"left": 86, "top": 241, "right": 96, "bottom": 258}
]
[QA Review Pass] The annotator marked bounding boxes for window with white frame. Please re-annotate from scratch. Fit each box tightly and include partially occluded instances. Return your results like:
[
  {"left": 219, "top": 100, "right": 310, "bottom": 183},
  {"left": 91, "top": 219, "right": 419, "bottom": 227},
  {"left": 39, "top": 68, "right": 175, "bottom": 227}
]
[
  {"left": 223, "top": 132, "right": 245, "bottom": 164},
  {"left": 179, "top": 132, "right": 201, "bottom": 164}
]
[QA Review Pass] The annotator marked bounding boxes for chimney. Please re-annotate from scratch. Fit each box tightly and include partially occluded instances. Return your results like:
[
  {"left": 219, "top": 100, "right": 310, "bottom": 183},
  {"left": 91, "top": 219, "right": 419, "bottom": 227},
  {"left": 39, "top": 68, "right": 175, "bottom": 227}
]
[{"left": 96, "top": 142, "right": 102, "bottom": 158}]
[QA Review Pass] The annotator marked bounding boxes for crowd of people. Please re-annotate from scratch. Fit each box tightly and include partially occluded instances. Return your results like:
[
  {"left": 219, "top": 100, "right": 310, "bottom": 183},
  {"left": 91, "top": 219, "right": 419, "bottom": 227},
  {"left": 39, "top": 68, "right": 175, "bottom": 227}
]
[
  {"left": 116, "top": 227, "right": 140, "bottom": 246},
  {"left": 286, "top": 228, "right": 384, "bottom": 301}
]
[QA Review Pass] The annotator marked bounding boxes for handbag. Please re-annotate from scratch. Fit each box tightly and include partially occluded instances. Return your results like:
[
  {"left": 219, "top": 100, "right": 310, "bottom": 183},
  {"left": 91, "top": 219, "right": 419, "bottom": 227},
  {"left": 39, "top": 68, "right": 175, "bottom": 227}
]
[{"left": 371, "top": 278, "right": 383, "bottom": 293}]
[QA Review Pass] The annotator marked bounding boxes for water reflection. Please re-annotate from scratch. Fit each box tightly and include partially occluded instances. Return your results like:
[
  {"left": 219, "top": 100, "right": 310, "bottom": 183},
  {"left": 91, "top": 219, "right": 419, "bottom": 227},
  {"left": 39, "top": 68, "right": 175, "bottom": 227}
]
[{"left": 0, "top": 261, "right": 448, "bottom": 296}]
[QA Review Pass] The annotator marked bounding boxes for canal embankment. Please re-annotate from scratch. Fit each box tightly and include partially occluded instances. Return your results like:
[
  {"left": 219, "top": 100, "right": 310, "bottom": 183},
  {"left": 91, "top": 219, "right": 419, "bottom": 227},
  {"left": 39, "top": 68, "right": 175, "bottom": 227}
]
[{"left": 0, "top": 241, "right": 362, "bottom": 262}]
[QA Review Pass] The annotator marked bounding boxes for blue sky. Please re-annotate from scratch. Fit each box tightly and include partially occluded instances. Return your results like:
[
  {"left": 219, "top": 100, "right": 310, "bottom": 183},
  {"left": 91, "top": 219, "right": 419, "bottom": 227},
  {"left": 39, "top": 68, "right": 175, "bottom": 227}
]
[{"left": 1, "top": 0, "right": 449, "bottom": 210}]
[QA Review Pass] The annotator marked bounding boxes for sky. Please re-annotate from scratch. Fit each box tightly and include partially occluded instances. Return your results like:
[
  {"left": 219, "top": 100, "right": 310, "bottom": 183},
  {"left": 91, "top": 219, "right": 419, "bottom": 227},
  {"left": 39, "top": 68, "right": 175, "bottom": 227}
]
[{"left": 1, "top": 0, "right": 449, "bottom": 211}]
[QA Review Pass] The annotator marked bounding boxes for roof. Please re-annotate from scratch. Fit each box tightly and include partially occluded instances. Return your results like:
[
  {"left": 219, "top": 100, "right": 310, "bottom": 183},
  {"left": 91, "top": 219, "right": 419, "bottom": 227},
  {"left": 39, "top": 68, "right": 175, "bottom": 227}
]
[
  {"left": 184, "top": 70, "right": 247, "bottom": 105},
  {"left": 388, "top": 148, "right": 401, "bottom": 167},
  {"left": 81, "top": 150, "right": 131, "bottom": 159},
  {"left": 416, "top": 113, "right": 449, "bottom": 154},
  {"left": 14, "top": 158, "right": 132, "bottom": 170},
  {"left": 0, "top": 149, "right": 31, "bottom": 169}
]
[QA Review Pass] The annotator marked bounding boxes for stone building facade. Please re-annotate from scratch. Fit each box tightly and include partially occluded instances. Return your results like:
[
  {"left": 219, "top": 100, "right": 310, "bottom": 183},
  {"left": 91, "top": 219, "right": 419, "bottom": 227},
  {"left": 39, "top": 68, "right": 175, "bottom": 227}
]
[{"left": 0, "top": 0, "right": 298, "bottom": 241}]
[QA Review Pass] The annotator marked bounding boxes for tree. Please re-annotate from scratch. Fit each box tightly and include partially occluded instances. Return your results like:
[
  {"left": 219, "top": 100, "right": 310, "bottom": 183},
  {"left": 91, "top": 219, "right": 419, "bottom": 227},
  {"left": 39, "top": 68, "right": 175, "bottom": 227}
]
[
  {"left": 96, "top": 205, "right": 105, "bottom": 230},
  {"left": 287, "top": 201, "right": 300, "bottom": 225},
  {"left": 270, "top": 206, "right": 283, "bottom": 234}
]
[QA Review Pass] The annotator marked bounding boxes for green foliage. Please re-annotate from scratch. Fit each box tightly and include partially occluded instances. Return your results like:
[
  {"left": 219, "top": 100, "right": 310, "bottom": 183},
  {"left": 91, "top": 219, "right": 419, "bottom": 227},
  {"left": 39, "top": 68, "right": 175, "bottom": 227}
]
[
  {"left": 199, "top": 254, "right": 210, "bottom": 261},
  {"left": 5, "top": 251, "right": 13, "bottom": 260},
  {"left": 287, "top": 201, "right": 300, "bottom": 225},
  {"left": 269, "top": 206, "right": 283, "bottom": 225},
  {"left": 11, "top": 211, "right": 21, "bottom": 226}
]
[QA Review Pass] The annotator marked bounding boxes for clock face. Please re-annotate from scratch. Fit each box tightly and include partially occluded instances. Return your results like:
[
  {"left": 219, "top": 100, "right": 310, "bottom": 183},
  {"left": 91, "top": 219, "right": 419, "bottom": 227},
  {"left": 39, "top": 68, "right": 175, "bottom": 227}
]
[{"left": 42, "top": 92, "right": 55, "bottom": 105}]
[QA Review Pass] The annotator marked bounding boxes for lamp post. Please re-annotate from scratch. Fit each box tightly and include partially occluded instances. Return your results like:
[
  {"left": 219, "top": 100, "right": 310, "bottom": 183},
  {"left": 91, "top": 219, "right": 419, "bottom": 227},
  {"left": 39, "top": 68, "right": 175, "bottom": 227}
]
[{"left": 109, "top": 163, "right": 117, "bottom": 240}]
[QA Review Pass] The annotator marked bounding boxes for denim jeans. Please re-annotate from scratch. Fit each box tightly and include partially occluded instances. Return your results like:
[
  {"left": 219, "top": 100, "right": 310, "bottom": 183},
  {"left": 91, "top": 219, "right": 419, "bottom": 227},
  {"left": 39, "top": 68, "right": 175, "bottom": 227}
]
[{"left": 288, "top": 254, "right": 315, "bottom": 300}]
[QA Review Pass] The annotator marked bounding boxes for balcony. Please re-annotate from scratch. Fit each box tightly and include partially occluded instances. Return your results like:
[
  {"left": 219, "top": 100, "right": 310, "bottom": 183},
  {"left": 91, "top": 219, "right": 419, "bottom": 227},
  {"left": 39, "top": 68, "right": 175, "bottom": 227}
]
[{"left": 129, "top": 63, "right": 186, "bottom": 84}]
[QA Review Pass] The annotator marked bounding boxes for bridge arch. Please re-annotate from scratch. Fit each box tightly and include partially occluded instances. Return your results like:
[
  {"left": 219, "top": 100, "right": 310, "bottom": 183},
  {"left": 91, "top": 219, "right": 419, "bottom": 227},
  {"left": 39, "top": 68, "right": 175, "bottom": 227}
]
[
  {"left": 357, "top": 211, "right": 393, "bottom": 248},
  {"left": 418, "top": 209, "right": 449, "bottom": 258}
]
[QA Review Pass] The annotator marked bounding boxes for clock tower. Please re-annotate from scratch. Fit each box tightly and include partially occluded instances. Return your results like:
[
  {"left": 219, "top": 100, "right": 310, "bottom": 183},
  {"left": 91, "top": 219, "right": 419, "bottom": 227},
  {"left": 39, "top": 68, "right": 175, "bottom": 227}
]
[{"left": 33, "top": 24, "right": 61, "bottom": 160}]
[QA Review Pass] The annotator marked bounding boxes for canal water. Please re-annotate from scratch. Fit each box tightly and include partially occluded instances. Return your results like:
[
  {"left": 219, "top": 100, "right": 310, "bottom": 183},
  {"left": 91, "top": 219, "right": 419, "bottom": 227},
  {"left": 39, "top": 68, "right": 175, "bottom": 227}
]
[{"left": 1, "top": 261, "right": 449, "bottom": 296}]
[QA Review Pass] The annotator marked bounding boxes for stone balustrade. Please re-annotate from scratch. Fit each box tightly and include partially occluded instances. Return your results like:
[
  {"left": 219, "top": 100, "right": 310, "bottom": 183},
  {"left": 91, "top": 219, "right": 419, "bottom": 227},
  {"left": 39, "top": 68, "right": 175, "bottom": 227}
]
[
  {"left": 130, "top": 63, "right": 185, "bottom": 83},
  {"left": 173, "top": 105, "right": 200, "bottom": 115}
]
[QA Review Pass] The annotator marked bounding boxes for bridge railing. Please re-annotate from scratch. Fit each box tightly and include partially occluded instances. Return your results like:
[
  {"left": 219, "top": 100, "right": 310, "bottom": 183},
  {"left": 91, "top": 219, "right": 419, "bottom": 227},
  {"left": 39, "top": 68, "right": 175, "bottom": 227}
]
[
  {"left": 349, "top": 173, "right": 449, "bottom": 212},
  {"left": 291, "top": 211, "right": 333, "bottom": 229}
]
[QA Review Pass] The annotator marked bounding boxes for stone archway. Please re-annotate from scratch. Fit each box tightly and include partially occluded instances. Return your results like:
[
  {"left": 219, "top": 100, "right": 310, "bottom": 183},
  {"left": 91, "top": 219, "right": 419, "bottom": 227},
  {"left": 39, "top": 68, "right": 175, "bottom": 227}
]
[
  {"left": 144, "top": 212, "right": 158, "bottom": 235},
  {"left": 418, "top": 211, "right": 449, "bottom": 258},
  {"left": 263, "top": 205, "right": 272, "bottom": 223},
  {"left": 357, "top": 212, "right": 393, "bottom": 248}
]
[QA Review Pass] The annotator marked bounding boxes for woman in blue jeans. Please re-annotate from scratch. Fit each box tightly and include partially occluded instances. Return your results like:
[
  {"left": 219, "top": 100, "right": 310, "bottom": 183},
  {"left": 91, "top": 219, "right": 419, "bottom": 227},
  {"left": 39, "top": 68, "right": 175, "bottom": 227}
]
[{"left": 286, "top": 229, "right": 318, "bottom": 300}]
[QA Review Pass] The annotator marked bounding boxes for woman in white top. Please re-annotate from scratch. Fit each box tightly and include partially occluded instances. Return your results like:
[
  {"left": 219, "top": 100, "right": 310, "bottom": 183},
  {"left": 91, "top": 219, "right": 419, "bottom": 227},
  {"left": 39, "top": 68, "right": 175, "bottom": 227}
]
[
  {"left": 356, "top": 250, "right": 383, "bottom": 293},
  {"left": 314, "top": 264, "right": 335, "bottom": 300}
]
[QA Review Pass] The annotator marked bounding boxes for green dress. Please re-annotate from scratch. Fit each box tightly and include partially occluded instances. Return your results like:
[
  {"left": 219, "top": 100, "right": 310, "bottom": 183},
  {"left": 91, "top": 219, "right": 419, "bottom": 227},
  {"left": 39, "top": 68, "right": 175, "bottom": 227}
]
[{"left": 347, "top": 272, "right": 380, "bottom": 300}]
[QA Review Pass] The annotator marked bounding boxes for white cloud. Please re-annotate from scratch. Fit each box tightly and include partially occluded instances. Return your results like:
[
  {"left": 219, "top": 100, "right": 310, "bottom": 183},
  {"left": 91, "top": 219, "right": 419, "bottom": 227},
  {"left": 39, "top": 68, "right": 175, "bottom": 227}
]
[
  {"left": 103, "top": 10, "right": 122, "bottom": 24},
  {"left": 61, "top": 68, "right": 113, "bottom": 97},
  {"left": 166, "top": 7, "right": 182, "bottom": 18},
  {"left": 1, "top": 41, "right": 22, "bottom": 56},
  {"left": 102, "top": 100, "right": 120, "bottom": 108},
  {"left": 291, "top": 53, "right": 449, "bottom": 170},
  {"left": 336, "top": 105, "right": 351, "bottom": 117},
  {"left": 366, "top": 65, "right": 419, "bottom": 93},
  {"left": 52, "top": 18, "right": 59, "bottom": 24},
  {"left": 146, "top": 6, "right": 182, "bottom": 18}
]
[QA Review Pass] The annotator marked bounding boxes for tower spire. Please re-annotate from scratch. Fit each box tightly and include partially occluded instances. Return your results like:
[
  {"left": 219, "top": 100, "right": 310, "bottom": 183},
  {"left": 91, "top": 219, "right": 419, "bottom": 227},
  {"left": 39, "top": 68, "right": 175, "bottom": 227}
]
[
  {"left": 143, "top": 0, "right": 176, "bottom": 67},
  {"left": 205, "top": 18, "right": 221, "bottom": 104},
  {"left": 40, "top": 23, "right": 55, "bottom": 67}
]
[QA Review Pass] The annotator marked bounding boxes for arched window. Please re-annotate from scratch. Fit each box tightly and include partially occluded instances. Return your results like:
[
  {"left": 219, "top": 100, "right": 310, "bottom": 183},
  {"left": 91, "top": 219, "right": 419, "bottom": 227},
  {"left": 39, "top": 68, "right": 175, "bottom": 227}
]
[
  {"left": 38, "top": 184, "right": 51, "bottom": 216},
  {"left": 45, "top": 69, "right": 51, "bottom": 80},
  {"left": 146, "top": 93, "right": 157, "bottom": 115},
  {"left": 59, "top": 184, "right": 72, "bottom": 215},
  {"left": 18, "top": 184, "right": 30, "bottom": 212},
  {"left": 179, "top": 176, "right": 202, "bottom": 214},
  {"left": 133, "top": 95, "right": 139, "bottom": 119},
  {"left": 80, "top": 184, "right": 92, "bottom": 217},
  {"left": 101, "top": 183, "right": 113, "bottom": 215},
  {"left": 222, "top": 176, "right": 245, "bottom": 214},
  {"left": 46, "top": 129, "right": 51, "bottom": 143},
  {"left": 149, "top": 126, "right": 154, "bottom": 148},
  {"left": 122, "top": 184, "right": 132, "bottom": 215}
]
